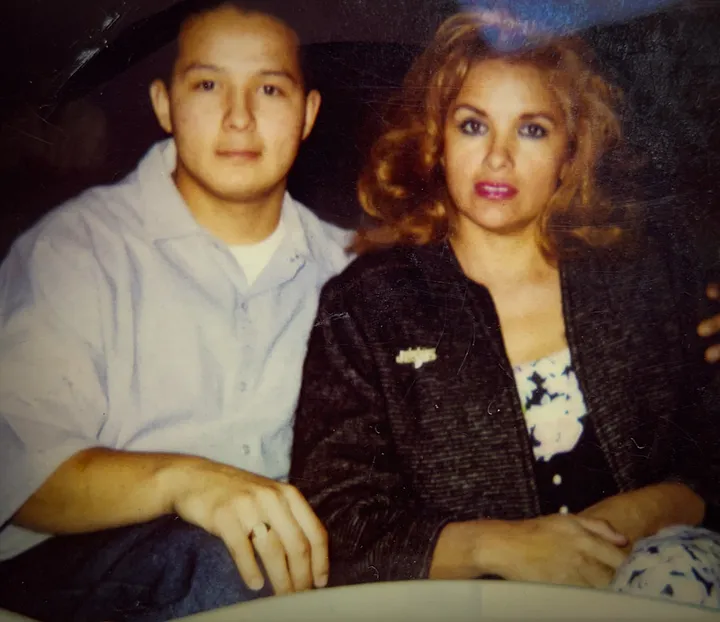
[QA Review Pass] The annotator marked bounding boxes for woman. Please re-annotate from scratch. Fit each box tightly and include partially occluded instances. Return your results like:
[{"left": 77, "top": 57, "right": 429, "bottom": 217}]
[{"left": 289, "top": 11, "right": 720, "bottom": 606}]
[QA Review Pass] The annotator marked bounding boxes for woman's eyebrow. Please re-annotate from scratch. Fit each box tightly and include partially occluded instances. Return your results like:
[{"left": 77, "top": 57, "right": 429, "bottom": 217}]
[
  {"left": 519, "top": 112, "right": 559, "bottom": 126},
  {"left": 452, "top": 104, "right": 486, "bottom": 116}
]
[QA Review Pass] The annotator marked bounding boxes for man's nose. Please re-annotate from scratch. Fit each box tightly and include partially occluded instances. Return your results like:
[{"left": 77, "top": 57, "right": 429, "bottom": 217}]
[{"left": 225, "top": 90, "right": 254, "bottom": 131}]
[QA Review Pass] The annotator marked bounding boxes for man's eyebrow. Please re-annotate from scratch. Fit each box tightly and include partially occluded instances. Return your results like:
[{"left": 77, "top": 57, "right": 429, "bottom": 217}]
[
  {"left": 179, "top": 62, "right": 224, "bottom": 76},
  {"left": 258, "top": 70, "right": 300, "bottom": 86},
  {"left": 177, "top": 64, "right": 299, "bottom": 85}
]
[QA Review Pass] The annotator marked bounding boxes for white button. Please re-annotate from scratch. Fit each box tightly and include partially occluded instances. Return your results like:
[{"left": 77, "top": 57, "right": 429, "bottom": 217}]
[
  {"left": 240, "top": 302, "right": 248, "bottom": 312},
  {"left": 559, "top": 505, "right": 569, "bottom": 515},
  {"left": 242, "top": 444, "right": 251, "bottom": 455},
  {"left": 552, "top": 474, "right": 562, "bottom": 486},
  {"left": 238, "top": 382, "right": 247, "bottom": 392}
]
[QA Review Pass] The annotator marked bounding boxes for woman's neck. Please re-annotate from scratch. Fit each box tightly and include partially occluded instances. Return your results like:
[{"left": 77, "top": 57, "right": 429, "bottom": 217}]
[{"left": 450, "top": 226, "right": 557, "bottom": 289}]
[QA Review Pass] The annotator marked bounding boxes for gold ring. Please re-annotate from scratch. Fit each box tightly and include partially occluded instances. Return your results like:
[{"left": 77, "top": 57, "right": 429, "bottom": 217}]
[{"left": 250, "top": 522, "right": 271, "bottom": 540}]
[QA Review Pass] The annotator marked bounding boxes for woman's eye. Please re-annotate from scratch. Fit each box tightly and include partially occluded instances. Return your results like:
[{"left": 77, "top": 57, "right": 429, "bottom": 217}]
[
  {"left": 520, "top": 123, "right": 548, "bottom": 139},
  {"left": 459, "top": 119, "right": 487, "bottom": 135}
]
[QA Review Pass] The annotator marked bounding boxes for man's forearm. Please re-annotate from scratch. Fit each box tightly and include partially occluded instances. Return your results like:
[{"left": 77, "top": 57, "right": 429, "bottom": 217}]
[
  {"left": 13, "top": 447, "right": 200, "bottom": 534},
  {"left": 580, "top": 482, "right": 705, "bottom": 545}
]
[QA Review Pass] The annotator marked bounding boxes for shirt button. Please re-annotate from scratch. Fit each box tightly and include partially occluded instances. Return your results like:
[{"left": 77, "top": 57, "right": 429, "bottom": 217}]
[
  {"left": 238, "top": 382, "right": 247, "bottom": 392},
  {"left": 552, "top": 474, "right": 562, "bottom": 486},
  {"left": 559, "top": 505, "right": 569, "bottom": 515},
  {"left": 242, "top": 444, "right": 251, "bottom": 456},
  {"left": 240, "top": 302, "right": 248, "bottom": 312}
]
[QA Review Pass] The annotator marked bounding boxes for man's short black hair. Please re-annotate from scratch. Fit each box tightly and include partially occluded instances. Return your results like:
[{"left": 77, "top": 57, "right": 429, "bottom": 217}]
[{"left": 161, "top": 0, "right": 314, "bottom": 91}]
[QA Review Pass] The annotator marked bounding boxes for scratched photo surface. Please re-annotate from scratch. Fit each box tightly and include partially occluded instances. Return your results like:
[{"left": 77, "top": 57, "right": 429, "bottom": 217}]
[
  {"left": 1, "top": 0, "right": 718, "bottom": 255},
  {"left": 0, "top": 0, "right": 719, "bottom": 619}
]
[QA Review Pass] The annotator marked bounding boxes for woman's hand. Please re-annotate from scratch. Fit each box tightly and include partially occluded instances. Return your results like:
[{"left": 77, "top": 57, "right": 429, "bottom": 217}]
[
  {"left": 432, "top": 513, "right": 627, "bottom": 587},
  {"left": 698, "top": 283, "right": 720, "bottom": 363},
  {"left": 579, "top": 482, "right": 705, "bottom": 549},
  {"left": 483, "top": 514, "right": 628, "bottom": 588}
]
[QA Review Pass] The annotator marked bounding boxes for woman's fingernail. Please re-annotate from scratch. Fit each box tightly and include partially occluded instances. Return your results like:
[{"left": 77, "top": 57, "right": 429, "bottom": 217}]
[{"left": 316, "top": 574, "right": 328, "bottom": 588}]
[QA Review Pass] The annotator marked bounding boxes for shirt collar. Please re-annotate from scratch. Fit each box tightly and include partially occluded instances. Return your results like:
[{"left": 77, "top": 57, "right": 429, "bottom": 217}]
[
  {"left": 279, "top": 193, "right": 312, "bottom": 264},
  {"left": 138, "top": 139, "right": 205, "bottom": 242},
  {"left": 137, "top": 139, "right": 312, "bottom": 263}
]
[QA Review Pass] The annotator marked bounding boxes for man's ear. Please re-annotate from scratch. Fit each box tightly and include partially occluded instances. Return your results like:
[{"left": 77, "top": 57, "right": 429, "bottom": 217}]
[
  {"left": 301, "top": 89, "right": 322, "bottom": 141},
  {"left": 150, "top": 79, "right": 173, "bottom": 134}
]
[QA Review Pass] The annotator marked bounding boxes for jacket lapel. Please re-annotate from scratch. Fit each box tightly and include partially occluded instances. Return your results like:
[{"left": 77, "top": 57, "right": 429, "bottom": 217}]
[{"left": 412, "top": 244, "right": 541, "bottom": 518}]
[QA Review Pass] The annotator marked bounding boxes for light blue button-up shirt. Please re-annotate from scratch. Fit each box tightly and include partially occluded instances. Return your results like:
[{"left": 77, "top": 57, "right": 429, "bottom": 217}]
[{"left": 0, "top": 140, "right": 353, "bottom": 560}]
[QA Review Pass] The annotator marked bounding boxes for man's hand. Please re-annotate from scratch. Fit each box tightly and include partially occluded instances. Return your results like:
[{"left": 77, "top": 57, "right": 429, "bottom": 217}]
[
  {"left": 490, "top": 514, "right": 628, "bottom": 588},
  {"left": 698, "top": 283, "right": 720, "bottom": 363},
  {"left": 166, "top": 459, "right": 329, "bottom": 595},
  {"left": 13, "top": 448, "right": 328, "bottom": 597}
]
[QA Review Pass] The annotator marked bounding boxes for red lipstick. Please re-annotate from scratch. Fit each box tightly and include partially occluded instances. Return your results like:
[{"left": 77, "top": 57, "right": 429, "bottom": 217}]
[{"left": 474, "top": 182, "right": 518, "bottom": 200}]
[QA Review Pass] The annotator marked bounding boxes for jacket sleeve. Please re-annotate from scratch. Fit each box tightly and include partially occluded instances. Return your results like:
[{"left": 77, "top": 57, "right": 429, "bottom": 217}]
[{"left": 289, "top": 276, "right": 452, "bottom": 586}]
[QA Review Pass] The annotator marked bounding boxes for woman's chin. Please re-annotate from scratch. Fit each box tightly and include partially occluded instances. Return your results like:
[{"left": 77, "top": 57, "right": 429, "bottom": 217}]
[{"left": 458, "top": 213, "right": 538, "bottom": 238}]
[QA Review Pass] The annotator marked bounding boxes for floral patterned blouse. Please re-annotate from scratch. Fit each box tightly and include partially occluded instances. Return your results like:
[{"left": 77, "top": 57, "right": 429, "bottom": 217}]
[{"left": 513, "top": 348, "right": 618, "bottom": 515}]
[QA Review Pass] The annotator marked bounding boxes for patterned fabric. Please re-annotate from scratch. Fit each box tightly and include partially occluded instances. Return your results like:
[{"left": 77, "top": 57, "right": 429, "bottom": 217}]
[
  {"left": 290, "top": 242, "right": 719, "bottom": 586},
  {"left": 513, "top": 349, "right": 587, "bottom": 462},
  {"left": 612, "top": 526, "right": 720, "bottom": 609},
  {"left": 513, "top": 349, "right": 619, "bottom": 516}
]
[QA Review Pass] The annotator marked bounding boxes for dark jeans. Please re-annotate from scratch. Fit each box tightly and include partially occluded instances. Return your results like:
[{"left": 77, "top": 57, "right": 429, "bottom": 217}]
[{"left": 0, "top": 516, "right": 270, "bottom": 622}]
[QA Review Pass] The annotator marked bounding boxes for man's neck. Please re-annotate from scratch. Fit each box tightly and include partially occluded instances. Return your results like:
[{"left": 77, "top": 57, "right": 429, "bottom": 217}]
[{"left": 175, "top": 176, "right": 286, "bottom": 246}]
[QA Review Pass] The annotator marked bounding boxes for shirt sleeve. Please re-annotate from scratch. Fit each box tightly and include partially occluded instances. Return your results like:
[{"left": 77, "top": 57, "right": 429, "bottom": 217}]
[
  {"left": 0, "top": 220, "right": 109, "bottom": 531},
  {"left": 290, "top": 275, "right": 452, "bottom": 586}
]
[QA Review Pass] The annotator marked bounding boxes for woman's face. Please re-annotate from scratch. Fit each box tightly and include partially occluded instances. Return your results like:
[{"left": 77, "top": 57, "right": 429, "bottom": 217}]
[{"left": 443, "top": 59, "right": 571, "bottom": 240}]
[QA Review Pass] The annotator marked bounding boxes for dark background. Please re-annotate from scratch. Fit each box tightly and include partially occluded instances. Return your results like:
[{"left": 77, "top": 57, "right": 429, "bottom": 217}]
[{"left": 0, "top": 0, "right": 718, "bottom": 258}]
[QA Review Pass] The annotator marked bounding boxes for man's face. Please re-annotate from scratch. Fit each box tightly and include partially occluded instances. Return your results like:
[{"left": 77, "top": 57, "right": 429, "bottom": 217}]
[{"left": 151, "top": 7, "right": 320, "bottom": 205}]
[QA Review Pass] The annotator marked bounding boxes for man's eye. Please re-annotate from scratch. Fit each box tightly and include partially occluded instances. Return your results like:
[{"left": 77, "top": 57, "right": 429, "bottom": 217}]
[
  {"left": 262, "top": 84, "right": 282, "bottom": 96},
  {"left": 194, "top": 80, "right": 216, "bottom": 92}
]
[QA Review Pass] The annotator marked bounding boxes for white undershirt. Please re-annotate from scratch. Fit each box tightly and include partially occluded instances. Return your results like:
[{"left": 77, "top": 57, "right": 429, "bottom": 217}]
[{"left": 228, "top": 217, "right": 287, "bottom": 286}]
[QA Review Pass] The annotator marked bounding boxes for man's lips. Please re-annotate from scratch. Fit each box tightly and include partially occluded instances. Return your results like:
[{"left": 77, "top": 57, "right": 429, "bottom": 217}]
[
  {"left": 474, "top": 182, "right": 518, "bottom": 200},
  {"left": 216, "top": 149, "right": 261, "bottom": 160}
]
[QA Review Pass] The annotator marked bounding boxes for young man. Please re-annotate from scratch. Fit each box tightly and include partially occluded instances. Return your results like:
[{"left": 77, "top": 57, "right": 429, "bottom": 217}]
[{"left": 0, "top": 2, "right": 350, "bottom": 620}]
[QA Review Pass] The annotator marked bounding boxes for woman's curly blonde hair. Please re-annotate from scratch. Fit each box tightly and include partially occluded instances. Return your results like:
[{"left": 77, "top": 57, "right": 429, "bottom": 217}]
[{"left": 354, "top": 11, "right": 628, "bottom": 258}]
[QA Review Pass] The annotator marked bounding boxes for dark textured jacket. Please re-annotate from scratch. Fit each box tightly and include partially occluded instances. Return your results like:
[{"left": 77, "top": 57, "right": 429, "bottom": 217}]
[{"left": 289, "top": 240, "right": 719, "bottom": 587}]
